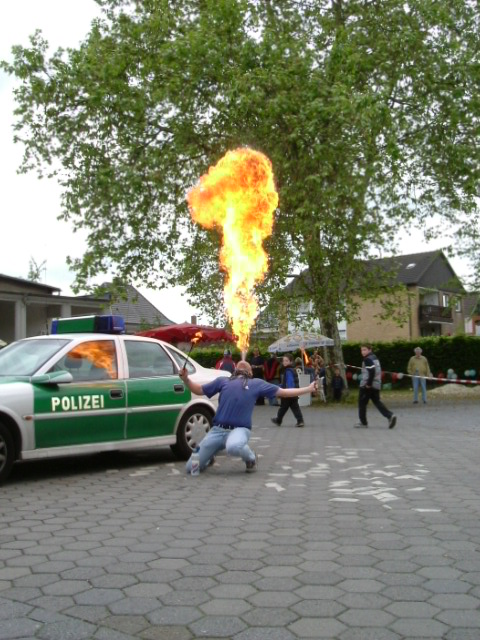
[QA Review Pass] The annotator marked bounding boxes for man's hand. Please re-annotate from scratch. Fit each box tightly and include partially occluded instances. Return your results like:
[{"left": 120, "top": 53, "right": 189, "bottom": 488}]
[
  {"left": 309, "top": 380, "right": 318, "bottom": 393},
  {"left": 179, "top": 367, "right": 188, "bottom": 382}
]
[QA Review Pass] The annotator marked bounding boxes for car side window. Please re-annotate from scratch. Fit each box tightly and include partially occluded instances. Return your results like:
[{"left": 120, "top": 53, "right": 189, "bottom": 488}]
[
  {"left": 50, "top": 341, "right": 118, "bottom": 381},
  {"left": 125, "top": 341, "right": 174, "bottom": 378}
]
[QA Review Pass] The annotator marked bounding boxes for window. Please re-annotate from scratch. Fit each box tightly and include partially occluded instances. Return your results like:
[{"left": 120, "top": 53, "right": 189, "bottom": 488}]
[
  {"left": 442, "top": 294, "right": 449, "bottom": 307},
  {"left": 455, "top": 299, "right": 462, "bottom": 313},
  {"left": 405, "top": 263, "right": 416, "bottom": 270},
  {"left": 125, "top": 341, "right": 174, "bottom": 378},
  {"left": 163, "top": 345, "right": 196, "bottom": 374},
  {"left": 51, "top": 341, "right": 117, "bottom": 381}
]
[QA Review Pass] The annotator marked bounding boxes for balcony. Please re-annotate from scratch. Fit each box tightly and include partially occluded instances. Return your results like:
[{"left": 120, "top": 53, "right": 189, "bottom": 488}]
[{"left": 419, "top": 304, "right": 453, "bottom": 324}]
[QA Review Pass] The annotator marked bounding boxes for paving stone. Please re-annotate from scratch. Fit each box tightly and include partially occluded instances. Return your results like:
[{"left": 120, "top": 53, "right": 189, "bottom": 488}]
[
  {"left": 36, "top": 619, "right": 97, "bottom": 639},
  {"left": 291, "top": 599, "right": 345, "bottom": 617},
  {"left": 62, "top": 605, "right": 109, "bottom": 623},
  {"left": 139, "top": 626, "right": 193, "bottom": 640},
  {"left": 101, "top": 614, "right": 149, "bottom": 635},
  {"left": 288, "top": 617, "right": 346, "bottom": 638},
  {"left": 390, "top": 618, "right": 449, "bottom": 637},
  {"left": 339, "top": 608, "right": 395, "bottom": 627},
  {"left": 0, "top": 617, "right": 41, "bottom": 639},
  {"left": 189, "top": 615, "right": 246, "bottom": 637},
  {"left": 160, "top": 589, "right": 210, "bottom": 606},
  {"left": 146, "top": 606, "right": 203, "bottom": 625},
  {"left": 234, "top": 628, "right": 296, "bottom": 640},
  {"left": 240, "top": 606, "right": 297, "bottom": 626},
  {"left": 339, "top": 629, "right": 401, "bottom": 640},
  {"left": 0, "top": 598, "right": 33, "bottom": 619}
]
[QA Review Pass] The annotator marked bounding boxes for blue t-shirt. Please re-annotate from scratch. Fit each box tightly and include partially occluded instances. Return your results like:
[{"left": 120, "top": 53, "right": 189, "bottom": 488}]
[{"left": 202, "top": 377, "right": 279, "bottom": 429}]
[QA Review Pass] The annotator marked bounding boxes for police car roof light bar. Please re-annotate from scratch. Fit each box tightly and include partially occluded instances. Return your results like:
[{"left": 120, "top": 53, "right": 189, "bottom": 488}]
[{"left": 51, "top": 315, "right": 126, "bottom": 335}]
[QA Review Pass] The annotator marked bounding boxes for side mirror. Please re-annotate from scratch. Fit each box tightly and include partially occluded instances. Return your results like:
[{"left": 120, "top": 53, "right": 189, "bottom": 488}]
[{"left": 31, "top": 371, "right": 73, "bottom": 385}]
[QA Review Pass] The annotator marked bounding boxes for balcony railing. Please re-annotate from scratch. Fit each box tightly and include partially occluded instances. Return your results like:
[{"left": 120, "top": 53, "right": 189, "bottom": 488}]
[{"left": 419, "top": 304, "right": 453, "bottom": 324}]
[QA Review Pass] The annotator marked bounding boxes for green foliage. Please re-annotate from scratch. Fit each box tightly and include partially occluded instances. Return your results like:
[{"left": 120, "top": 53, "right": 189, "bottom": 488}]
[{"left": 2, "top": 0, "right": 480, "bottom": 350}]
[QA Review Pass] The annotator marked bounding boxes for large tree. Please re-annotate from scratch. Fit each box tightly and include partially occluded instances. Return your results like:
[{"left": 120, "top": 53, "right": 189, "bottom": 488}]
[{"left": 3, "top": 0, "right": 480, "bottom": 369}]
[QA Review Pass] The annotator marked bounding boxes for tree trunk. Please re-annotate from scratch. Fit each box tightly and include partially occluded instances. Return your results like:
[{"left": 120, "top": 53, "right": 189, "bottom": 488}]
[{"left": 320, "top": 311, "right": 349, "bottom": 398}]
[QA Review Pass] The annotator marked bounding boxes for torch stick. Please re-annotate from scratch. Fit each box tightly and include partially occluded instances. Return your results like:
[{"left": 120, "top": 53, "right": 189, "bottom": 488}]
[{"left": 182, "top": 332, "right": 202, "bottom": 370}]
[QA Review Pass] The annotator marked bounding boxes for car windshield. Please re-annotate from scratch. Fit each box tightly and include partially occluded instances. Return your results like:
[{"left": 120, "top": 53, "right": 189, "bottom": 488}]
[
  {"left": 0, "top": 338, "right": 70, "bottom": 376},
  {"left": 163, "top": 345, "right": 196, "bottom": 374}
]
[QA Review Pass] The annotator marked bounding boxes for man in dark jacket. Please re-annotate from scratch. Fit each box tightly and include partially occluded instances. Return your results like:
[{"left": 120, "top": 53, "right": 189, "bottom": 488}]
[
  {"left": 355, "top": 345, "right": 397, "bottom": 429},
  {"left": 215, "top": 349, "right": 235, "bottom": 373},
  {"left": 271, "top": 353, "right": 305, "bottom": 427}
]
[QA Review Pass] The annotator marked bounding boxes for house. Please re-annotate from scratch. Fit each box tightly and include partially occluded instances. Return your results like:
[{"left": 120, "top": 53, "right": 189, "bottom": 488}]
[
  {"left": 253, "top": 250, "right": 466, "bottom": 343},
  {"left": 464, "top": 293, "right": 480, "bottom": 336},
  {"left": 0, "top": 275, "right": 173, "bottom": 342},
  {"left": 346, "top": 251, "right": 466, "bottom": 341},
  {"left": 99, "top": 284, "right": 174, "bottom": 334},
  {"left": 0, "top": 274, "right": 109, "bottom": 343}
]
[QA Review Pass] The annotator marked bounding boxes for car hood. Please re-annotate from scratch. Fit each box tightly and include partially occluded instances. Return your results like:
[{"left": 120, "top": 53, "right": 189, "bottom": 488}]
[{"left": 0, "top": 376, "right": 31, "bottom": 385}]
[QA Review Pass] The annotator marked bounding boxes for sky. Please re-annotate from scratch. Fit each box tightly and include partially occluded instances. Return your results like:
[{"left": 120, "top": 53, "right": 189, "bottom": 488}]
[{"left": 0, "top": 2, "right": 472, "bottom": 326}]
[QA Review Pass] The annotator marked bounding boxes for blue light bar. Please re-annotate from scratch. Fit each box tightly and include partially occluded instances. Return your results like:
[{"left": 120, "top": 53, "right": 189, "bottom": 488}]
[{"left": 51, "top": 315, "right": 126, "bottom": 335}]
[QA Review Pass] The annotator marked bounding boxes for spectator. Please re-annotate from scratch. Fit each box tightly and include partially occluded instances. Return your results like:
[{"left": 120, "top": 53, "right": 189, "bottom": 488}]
[
  {"left": 331, "top": 367, "right": 344, "bottom": 402},
  {"left": 264, "top": 353, "right": 280, "bottom": 406},
  {"left": 407, "top": 347, "right": 432, "bottom": 404},
  {"left": 271, "top": 353, "right": 305, "bottom": 428},
  {"left": 249, "top": 346, "right": 266, "bottom": 405},
  {"left": 215, "top": 349, "right": 236, "bottom": 373}
]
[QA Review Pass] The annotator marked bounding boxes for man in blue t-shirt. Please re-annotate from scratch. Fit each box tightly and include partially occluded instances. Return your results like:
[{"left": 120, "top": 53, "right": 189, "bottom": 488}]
[{"left": 179, "top": 360, "right": 317, "bottom": 473}]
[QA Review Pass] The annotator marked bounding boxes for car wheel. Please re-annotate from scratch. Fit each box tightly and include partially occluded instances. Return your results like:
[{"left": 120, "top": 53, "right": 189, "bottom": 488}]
[
  {"left": 0, "top": 423, "right": 15, "bottom": 484},
  {"left": 171, "top": 406, "right": 213, "bottom": 460}
]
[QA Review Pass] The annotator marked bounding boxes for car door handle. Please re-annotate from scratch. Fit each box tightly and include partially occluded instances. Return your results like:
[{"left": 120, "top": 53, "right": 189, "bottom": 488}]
[
  {"left": 110, "top": 389, "right": 124, "bottom": 399},
  {"left": 174, "top": 384, "right": 185, "bottom": 393}
]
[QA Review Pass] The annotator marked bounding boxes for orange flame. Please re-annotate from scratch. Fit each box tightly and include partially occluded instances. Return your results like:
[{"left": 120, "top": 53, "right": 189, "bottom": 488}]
[
  {"left": 68, "top": 341, "right": 116, "bottom": 378},
  {"left": 303, "top": 350, "right": 309, "bottom": 366},
  {"left": 187, "top": 148, "right": 278, "bottom": 352},
  {"left": 191, "top": 331, "right": 203, "bottom": 345}
]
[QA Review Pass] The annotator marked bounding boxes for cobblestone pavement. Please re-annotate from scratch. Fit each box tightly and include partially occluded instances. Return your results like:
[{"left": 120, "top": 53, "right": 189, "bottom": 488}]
[{"left": 1, "top": 399, "right": 480, "bottom": 639}]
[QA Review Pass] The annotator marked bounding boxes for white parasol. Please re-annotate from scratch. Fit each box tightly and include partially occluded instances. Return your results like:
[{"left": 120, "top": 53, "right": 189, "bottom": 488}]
[{"left": 267, "top": 331, "right": 334, "bottom": 353}]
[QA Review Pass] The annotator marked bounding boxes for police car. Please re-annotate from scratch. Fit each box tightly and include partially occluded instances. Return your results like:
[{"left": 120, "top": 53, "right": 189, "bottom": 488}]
[{"left": 0, "top": 315, "right": 230, "bottom": 484}]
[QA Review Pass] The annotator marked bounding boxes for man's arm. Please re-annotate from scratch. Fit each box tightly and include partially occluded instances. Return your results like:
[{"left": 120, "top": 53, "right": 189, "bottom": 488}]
[
  {"left": 179, "top": 368, "right": 204, "bottom": 396},
  {"left": 277, "top": 380, "right": 317, "bottom": 398}
]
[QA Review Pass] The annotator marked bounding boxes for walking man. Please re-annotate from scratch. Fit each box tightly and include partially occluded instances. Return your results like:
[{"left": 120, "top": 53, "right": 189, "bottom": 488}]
[
  {"left": 354, "top": 344, "right": 397, "bottom": 429},
  {"left": 271, "top": 353, "right": 306, "bottom": 428},
  {"left": 180, "top": 361, "right": 317, "bottom": 473},
  {"left": 407, "top": 347, "right": 432, "bottom": 404}
]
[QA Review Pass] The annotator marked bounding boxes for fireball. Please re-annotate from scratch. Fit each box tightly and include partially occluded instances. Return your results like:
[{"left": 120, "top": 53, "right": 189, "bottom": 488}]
[{"left": 187, "top": 148, "right": 278, "bottom": 352}]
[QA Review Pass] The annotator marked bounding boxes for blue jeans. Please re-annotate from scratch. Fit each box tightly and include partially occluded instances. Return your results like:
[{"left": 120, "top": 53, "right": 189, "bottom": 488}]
[
  {"left": 185, "top": 426, "right": 255, "bottom": 473},
  {"left": 413, "top": 376, "right": 427, "bottom": 402}
]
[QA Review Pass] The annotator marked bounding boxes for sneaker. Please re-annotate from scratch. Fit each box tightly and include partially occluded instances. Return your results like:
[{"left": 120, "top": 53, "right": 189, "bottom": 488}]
[
  {"left": 388, "top": 415, "right": 397, "bottom": 429},
  {"left": 354, "top": 423, "right": 368, "bottom": 428},
  {"left": 413, "top": 400, "right": 418, "bottom": 404},
  {"left": 295, "top": 422, "right": 305, "bottom": 428},
  {"left": 271, "top": 418, "right": 281, "bottom": 426},
  {"left": 245, "top": 452, "right": 258, "bottom": 473}
]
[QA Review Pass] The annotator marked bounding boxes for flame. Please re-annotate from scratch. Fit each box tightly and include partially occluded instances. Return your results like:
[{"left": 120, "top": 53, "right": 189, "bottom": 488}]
[
  {"left": 68, "top": 342, "right": 116, "bottom": 378},
  {"left": 187, "top": 148, "right": 278, "bottom": 352},
  {"left": 191, "top": 331, "right": 203, "bottom": 345},
  {"left": 303, "top": 350, "right": 309, "bottom": 366}
]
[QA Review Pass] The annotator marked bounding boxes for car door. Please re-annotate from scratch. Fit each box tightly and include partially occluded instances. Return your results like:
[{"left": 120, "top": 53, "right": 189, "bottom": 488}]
[
  {"left": 33, "top": 339, "right": 126, "bottom": 449},
  {"left": 124, "top": 340, "right": 190, "bottom": 439}
]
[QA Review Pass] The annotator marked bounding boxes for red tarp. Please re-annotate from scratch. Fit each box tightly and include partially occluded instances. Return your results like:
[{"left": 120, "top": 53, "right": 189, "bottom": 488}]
[{"left": 136, "top": 322, "right": 235, "bottom": 345}]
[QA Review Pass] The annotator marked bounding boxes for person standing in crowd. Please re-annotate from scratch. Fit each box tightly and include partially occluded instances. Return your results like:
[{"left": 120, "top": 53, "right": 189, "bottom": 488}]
[
  {"left": 355, "top": 344, "right": 397, "bottom": 429},
  {"left": 271, "top": 353, "right": 305, "bottom": 428},
  {"left": 407, "top": 346, "right": 432, "bottom": 404},
  {"left": 331, "top": 367, "right": 344, "bottom": 402},
  {"left": 264, "top": 352, "right": 280, "bottom": 406},
  {"left": 179, "top": 361, "right": 317, "bottom": 473},
  {"left": 249, "top": 346, "right": 266, "bottom": 405},
  {"left": 215, "top": 349, "right": 236, "bottom": 373}
]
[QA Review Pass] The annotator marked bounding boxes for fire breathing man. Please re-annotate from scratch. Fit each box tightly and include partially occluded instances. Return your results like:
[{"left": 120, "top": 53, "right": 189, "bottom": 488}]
[{"left": 179, "top": 361, "right": 317, "bottom": 473}]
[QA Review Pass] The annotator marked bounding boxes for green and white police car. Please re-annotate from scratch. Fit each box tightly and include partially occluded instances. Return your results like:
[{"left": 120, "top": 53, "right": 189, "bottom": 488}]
[{"left": 0, "top": 315, "right": 229, "bottom": 484}]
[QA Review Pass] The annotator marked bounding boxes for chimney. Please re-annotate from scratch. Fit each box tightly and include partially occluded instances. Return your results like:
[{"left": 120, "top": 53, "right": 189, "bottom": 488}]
[{"left": 191, "top": 315, "right": 197, "bottom": 325}]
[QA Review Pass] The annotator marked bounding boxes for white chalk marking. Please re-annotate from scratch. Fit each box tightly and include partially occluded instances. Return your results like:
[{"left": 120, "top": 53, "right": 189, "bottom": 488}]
[{"left": 265, "top": 482, "right": 286, "bottom": 493}]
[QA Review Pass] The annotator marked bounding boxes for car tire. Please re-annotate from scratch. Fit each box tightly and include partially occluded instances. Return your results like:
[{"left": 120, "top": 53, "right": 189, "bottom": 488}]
[
  {"left": 171, "top": 406, "right": 213, "bottom": 460},
  {"left": 0, "top": 423, "right": 15, "bottom": 485}
]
